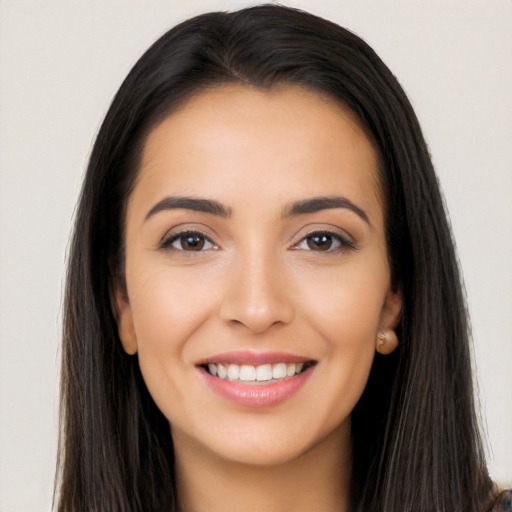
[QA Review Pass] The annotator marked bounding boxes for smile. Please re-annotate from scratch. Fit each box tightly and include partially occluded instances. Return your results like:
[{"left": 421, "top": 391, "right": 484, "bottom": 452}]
[
  {"left": 197, "top": 352, "right": 316, "bottom": 407},
  {"left": 204, "top": 362, "right": 311, "bottom": 383}
]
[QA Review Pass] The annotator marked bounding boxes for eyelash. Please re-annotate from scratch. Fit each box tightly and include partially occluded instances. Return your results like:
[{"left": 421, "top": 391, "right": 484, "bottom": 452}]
[
  {"left": 160, "top": 229, "right": 355, "bottom": 254},
  {"left": 292, "top": 231, "right": 355, "bottom": 253},
  {"left": 160, "top": 230, "right": 218, "bottom": 252}
]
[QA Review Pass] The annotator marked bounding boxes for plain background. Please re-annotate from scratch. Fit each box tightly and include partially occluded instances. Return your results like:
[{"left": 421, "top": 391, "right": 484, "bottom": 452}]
[{"left": 0, "top": 1, "right": 511, "bottom": 510}]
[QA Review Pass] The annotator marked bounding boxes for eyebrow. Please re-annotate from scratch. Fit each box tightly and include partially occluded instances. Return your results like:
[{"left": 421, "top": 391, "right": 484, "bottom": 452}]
[
  {"left": 283, "top": 196, "right": 369, "bottom": 224},
  {"left": 145, "top": 195, "right": 369, "bottom": 224},
  {"left": 145, "top": 197, "right": 232, "bottom": 220}
]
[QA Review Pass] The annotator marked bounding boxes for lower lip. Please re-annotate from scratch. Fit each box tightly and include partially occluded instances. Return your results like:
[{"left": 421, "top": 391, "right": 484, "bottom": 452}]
[{"left": 199, "top": 366, "right": 313, "bottom": 408}]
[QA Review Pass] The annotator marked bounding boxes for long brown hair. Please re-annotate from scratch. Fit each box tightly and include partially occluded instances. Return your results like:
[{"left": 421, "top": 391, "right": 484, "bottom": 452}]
[{"left": 56, "top": 5, "right": 494, "bottom": 511}]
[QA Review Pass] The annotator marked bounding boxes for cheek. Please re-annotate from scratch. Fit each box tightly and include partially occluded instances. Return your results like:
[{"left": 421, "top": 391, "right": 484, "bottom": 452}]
[
  {"left": 128, "top": 262, "right": 216, "bottom": 346},
  {"left": 294, "top": 259, "right": 387, "bottom": 417},
  {"left": 126, "top": 264, "right": 218, "bottom": 403},
  {"left": 297, "top": 257, "right": 388, "bottom": 344}
]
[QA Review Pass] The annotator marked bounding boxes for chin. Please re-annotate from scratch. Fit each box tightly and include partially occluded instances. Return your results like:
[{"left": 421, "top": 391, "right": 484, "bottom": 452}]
[
  {"left": 186, "top": 416, "right": 349, "bottom": 469},
  {"left": 211, "top": 439, "right": 315, "bottom": 468}
]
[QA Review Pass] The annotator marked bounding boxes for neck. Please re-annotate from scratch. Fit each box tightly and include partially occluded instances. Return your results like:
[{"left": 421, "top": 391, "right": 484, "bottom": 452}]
[{"left": 173, "top": 423, "right": 352, "bottom": 512}]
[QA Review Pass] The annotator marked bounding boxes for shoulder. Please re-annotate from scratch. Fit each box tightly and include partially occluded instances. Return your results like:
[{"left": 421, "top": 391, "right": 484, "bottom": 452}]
[{"left": 490, "top": 489, "right": 512, "bottom": 512}]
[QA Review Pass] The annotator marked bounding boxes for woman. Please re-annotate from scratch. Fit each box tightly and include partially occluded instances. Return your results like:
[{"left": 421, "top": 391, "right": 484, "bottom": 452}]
[{"left": 55, "top": 5, "right": 508, "bottom": 511}]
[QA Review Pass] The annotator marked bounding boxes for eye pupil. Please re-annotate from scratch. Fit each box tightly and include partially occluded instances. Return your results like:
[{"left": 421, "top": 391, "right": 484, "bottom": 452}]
[
  {"left": 307, "top": 234, "right": 332, "bottom": 251},
  {"left": 182, "top": 234, "right": 205, "bottom": 251}
]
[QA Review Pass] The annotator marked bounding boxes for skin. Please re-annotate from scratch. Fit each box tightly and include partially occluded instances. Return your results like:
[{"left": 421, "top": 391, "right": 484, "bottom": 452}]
[{"left": 116, "top": 84, "right": 401, "bottom": 512}]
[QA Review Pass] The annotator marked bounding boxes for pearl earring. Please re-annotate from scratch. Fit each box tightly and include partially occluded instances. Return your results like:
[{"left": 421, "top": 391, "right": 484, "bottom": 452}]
[{"left": 376, "top": 329, "right": 399, "bottom": 355}]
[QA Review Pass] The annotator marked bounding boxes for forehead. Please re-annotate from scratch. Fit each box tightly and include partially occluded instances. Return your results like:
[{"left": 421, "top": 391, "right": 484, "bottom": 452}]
[{"left": 133, "top": 84, "right": 382, "bottom": 224}]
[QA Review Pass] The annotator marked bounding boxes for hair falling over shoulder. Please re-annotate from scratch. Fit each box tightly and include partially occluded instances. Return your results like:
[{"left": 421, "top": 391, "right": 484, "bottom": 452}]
[{"left": 55, "top": 5, "right": 495, "bottom": 511}]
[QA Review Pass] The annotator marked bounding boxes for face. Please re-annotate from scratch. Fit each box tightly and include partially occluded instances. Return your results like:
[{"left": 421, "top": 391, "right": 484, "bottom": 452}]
[{"left": 116, "top": 84, "right": 401, "bottom": 467}]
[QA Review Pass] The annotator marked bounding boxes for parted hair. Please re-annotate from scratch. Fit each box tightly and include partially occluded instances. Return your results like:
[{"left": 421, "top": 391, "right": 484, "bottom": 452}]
[{"left": 56, "top": 5, "right": 494, "bottom": 511}]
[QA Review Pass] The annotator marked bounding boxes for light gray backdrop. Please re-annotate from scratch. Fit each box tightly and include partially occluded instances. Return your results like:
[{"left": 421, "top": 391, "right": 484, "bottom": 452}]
[{"left": 1, "top": 1, "right": 511, "bottom": 510}]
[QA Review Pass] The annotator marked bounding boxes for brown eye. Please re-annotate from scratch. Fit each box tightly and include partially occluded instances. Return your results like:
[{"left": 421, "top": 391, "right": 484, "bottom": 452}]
[
  {"left": 293, "top": 231, "right": 355, "bottom": 253},
  {"left": 162, "top": 231, "right": 216, "bottom": 252},
  {"left": 306, "top": 233, "right": 335, "bottom": 251},
  {"left": 181, "top": 234, "right": 205, "bottom": 251}
]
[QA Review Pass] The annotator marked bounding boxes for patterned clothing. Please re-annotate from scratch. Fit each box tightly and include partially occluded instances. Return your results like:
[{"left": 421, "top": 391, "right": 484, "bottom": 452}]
[{"left": 492, "top": 489, "right": 512, "bottom": 512}]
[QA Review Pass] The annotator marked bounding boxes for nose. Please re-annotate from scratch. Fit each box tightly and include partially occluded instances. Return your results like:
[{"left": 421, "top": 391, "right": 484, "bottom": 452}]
[{"left": 218, "top": 249, "right": 295, "bottom": 334}]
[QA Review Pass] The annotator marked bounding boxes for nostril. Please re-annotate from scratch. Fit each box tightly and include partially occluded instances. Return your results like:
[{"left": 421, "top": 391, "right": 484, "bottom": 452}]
[
  {"left": 220, "top": 298, "right": 295, "bottom": 334},
  {"left": 217, "top": 261, "right": 295, "bottom": 333}
]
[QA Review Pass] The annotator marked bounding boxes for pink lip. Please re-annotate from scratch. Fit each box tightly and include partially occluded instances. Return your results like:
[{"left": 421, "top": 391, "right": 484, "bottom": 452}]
[
  {"left": 197, "top": 350, "right": 312, "bottom": 365},
  {"left": 198, "top": 364, "right": 314, "bottom": 408}
]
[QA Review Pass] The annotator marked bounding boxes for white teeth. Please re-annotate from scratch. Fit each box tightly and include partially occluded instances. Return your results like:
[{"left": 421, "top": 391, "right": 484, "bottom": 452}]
[
  {"left": 256, "top": 364, "right": 273, "bottom": 381},
  {"left": 239, "top": 365, "right": 256, "bottom": 381},
  {"left": 217, "top": 363, "right": 227, "bottom": 379},
  {"left": 272, "top": 363, "right": 287, "bottom": 379},
  {"left": 206, "top": 361, "right": 308, "bottom": 382},
  {"left": 227, "top": 364, "right": 239, "bottom": 380}
]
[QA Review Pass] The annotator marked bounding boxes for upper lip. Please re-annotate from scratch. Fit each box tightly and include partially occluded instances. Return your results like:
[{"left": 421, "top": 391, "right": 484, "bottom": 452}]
[{"left": 196, "top": 350, "right": 315, "bottom": 366}]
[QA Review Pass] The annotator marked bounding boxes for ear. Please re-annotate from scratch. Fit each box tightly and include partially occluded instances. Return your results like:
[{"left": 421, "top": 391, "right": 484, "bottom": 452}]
[
  {"left": 376, "top": 286, "right": 402, "bottom": 355},
  {"left": 113, "top": 282, "right": 138, "bottom": 355},
  {"left": 380, "top": 286, "right": 402, "bottom": 331}
]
